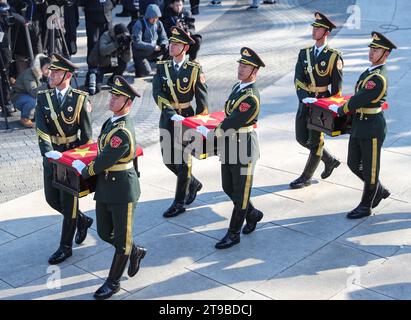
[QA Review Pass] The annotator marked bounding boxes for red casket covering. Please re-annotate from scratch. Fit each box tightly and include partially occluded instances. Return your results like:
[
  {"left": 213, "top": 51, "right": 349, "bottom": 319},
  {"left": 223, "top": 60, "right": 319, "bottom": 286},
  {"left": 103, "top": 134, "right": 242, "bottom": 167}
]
[{"left": 50, "top": 142, "right": 143, "bottom": 198}]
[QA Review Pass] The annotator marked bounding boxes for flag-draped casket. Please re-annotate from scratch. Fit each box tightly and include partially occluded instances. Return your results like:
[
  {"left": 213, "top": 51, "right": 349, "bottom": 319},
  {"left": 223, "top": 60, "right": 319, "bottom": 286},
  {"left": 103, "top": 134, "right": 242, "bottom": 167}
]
[{"left": 49, "top": 142, "right": 143, "bottom": 198}]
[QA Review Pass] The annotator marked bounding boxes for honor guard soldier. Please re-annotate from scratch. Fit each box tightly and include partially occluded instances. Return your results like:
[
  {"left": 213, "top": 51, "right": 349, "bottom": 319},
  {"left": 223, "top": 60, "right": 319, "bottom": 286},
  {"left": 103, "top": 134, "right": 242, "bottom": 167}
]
[
  {"left": 73, "top": 76, "right": 147, "bottom": 300},
  {"left": 152, "top": 26, "right": 209, "bottom": 218},
  {"left": 290, "top": 12, "right": 343, "bottom": 189},
  {"left": 35, "top": 54, "right": 94, "bottom": 265},
  {"left": 197, "top": 47, "right": 265, "bottom": 249},
  {"left": 329, "top": 32, "right": 396, "bottom": 219}
]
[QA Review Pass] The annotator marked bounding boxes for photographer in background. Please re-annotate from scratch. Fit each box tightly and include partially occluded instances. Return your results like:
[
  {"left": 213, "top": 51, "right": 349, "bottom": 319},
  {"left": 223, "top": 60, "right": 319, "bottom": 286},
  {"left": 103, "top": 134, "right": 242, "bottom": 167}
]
[
  {"left": 9, "top": 0, "right": 47, "bottom": 74},
  {"left": 88, "top": 23, "right": 131, "bottom": 94},
  {"left": 161, "top": 0, "right": 201, "bottom": 61},
  {"left": 11, "top": 53, "right": 50, "bottom": 127},
  {"left": 79, "top": 0, "right": 116, "bottom": 93},
  {"left": 131, "top": 4, "right": 168, "bottom": 77},
  {"left": 0, "top": 0, "right": 15, "bottom": 116}
]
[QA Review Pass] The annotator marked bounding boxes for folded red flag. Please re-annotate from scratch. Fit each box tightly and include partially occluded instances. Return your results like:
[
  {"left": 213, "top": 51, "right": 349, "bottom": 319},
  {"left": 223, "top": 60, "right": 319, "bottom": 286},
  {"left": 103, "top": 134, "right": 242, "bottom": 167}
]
[
  {"left": 182, "top": 111, "right": 226, "bottom": 130},
  {"left": 182, "top": 111, "right": 257, "bottom": 134},
  {"left": 313, "top": 94, "right": 388, "bottom": 118},
  {"left": 50, "top": 142, "right": 143, "bottom": 176}
]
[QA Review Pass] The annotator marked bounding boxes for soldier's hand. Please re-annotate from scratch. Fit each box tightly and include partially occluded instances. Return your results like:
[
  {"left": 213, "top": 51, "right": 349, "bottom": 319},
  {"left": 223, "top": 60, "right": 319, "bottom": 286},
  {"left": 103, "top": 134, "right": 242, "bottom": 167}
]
[
  {"left": 72, "top": 160, "right": 86, "bottom": 175},
  {"left": 328, "top": 104, "right": 339, "bottom": 114},
  {"left": 196, "top": 125, "right": 210, "bottom": 139},
  {"left": 302, "top": 97, "right": 318, "bottom": 104},
  {"left": 45, "top": 151, "right": 62, "bottom": 160},
  {"left": 171, "top": 114, "right": 185, "bottom": 122}
]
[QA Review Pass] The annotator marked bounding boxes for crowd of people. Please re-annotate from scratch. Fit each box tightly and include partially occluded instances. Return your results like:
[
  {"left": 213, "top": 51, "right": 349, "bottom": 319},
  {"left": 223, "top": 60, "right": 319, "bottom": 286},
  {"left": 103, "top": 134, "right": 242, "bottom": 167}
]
[{"left": 2, "top": 0, "right": 260, "bottom": 127}]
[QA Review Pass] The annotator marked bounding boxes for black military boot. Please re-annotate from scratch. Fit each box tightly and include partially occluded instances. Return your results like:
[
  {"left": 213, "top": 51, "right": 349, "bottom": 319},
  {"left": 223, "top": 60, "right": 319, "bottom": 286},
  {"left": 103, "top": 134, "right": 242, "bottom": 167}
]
[
  {"left": 347, "top": 184, "right": 377, "bottom": 219},
  {"left": 185, "top": 178, "right": 203, "bottom": 205},
  {"left": 128, "top": 244, "right": 147, "bottom": 277},
  {"left": 321, "top": 149, "right": 340, "bottom": 179},
  {"left": 372, "top": 182, "right": 391, "bottom": 209},
  {"left": 215, "top": 210, "right": 246, "bottom": 249},
  {"left": 163, "top": 201, "right": 186, "bottom": 218},
  {"left": 242, "top": 203, "right": 264, "bottom": 235},
  {"left": 290, "top": 153, "right": 321, "bottom": 189},
  {"left": 48, "top": 218, "right": 76, "bottom": 264},
  {"left": 94, "top": 252, "right": 129, "bottom": 300},
  {"left": 75, "top": 211, "right": 94, "bottom": 245}
]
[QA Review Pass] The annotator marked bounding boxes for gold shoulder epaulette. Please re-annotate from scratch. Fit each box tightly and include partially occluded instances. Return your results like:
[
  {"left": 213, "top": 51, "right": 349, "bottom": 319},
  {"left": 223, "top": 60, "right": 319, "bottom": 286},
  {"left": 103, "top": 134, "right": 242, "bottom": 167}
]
[
  {"left": 328, "top": 47, "right": 342, "bottom": 55},
  {"left": 72, "top": 88, "right": 89, "bottom": 96},
  {"left": 245, "top": 88, "right": 254, "bottom": 94},
  {"left": 186, "top": 60, "right": 201, "bottom": 68},
  {"left": 115, "top": 121, "right": 126, "bottom": 129}
]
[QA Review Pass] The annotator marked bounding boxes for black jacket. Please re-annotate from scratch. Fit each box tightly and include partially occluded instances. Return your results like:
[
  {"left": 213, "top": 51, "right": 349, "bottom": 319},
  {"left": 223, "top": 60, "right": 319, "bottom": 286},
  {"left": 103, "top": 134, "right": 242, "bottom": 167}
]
[
  {"left": 79, "top": 0, "right": 116, "bottom": 24},
  {"left": 161, "top": 7, "right": 195, "bottom": 38}
]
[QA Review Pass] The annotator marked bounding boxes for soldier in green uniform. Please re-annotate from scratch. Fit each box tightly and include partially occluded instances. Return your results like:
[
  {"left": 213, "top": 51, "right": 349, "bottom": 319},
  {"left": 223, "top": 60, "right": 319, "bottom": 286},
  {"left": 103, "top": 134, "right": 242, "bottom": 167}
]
[
  {"left": 73, "top": 76, "right": 147, "bottom": 300},
  {"left": 152, "top": 26, "right": 209, "bottom": 218},
  {"left": 290, "top": 12, "right": 343, "bottom": 189},
  {"left": 329, "top": 32, "right": 396, "bottom": 219},
  {"left": 35, "top": 54, "right": 94, "bottom": 265},
  {"left": 197, "top": 47, "right": 265, "bottom": 249}
]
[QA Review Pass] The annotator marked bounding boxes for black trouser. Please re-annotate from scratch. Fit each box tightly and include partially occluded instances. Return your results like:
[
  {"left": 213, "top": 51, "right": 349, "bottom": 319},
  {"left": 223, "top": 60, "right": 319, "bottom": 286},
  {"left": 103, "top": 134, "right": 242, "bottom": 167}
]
[
  {"left": 96, "top": 202, "right": 136, "bottom": 255},
  {"left": 85, "top": 19, "right": 109, "bottom": 67},
  {"left": 221, "top": 162, "right": 255, "bottom": 233},
  {"left": 295, "top": 102, "right": 326, "bottom": 156},
  {"left": 190, "top": 0, "right": 200, "bottom": 10},
  {"left": 295, "top": 97, "right": 336, "bottom": 177},
  {"left": 96, "top": 58, "right": 128, "bottom": 87},
  {"left": 133, "top": 50, "right": 164, "bottom": 76},
  {"left": 347, "top": 136, "right": 384, "bottom": 206},
  {"left": 160, "top": 107, "right": 199, "bottom": 204},
  {"left": 187, "top": 34, "right": 202, "bottom": 61},
  {"left": 43, "top": 158, "right": 79, "bottom": 247}
]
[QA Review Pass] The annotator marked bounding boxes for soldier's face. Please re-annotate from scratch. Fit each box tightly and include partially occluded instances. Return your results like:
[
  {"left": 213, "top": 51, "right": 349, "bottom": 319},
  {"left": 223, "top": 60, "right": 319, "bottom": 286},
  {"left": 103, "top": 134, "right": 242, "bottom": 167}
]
[
  {"left": 109, "top": 94, "right": 129, "bottom": 112},
  {"left": 237, "top": 63, "right": 255, "bottom": 81},
  {"left": 369, "top": 47, "right": 388, "bottom": 63},
  {"left": 312, "top": 26, "right": 328, "bottom": 40},
  {"left": 49, "top": 70, "right": 71, "bottom": 88},
  {"left": 169, "top": 42, "right": 187, "bottom": 57}
]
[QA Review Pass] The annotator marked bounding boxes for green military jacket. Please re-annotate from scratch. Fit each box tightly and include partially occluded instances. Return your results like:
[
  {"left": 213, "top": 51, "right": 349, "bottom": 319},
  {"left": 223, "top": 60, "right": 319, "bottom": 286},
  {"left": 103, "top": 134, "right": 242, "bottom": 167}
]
[
  {"left": 295, "top": 45, "right": 343, "bottom": 101},
  {"left": 152, "top": 58, "right": 209, "bottom": 129},
  {"left": 215, "top": 82, "right": 260, "bottom": 165},
  {"left": 35, "top": 87, "right": 93, "bottom": 155},
  {"left": 82, "top": 115, "right": 140, "bottom": 204},
  {"left": 338, "top": 65, "right": 388, "bottom": 139}
]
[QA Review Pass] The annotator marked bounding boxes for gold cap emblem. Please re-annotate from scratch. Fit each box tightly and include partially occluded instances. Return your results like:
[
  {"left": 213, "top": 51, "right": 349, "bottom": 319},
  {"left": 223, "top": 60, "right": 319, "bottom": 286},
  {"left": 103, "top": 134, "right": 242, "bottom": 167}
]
[
  {"left": 373, "top": 33, "right": 381, "bottom": 41},
  {"left": 315, "top": 13, "right": 322, "bottom": 20},
  {"left": 242, "top": 49, "right": 251, "bottom": 57},
  {"left": 115, "top": 78, "right": 122, "bottom": 86},
  {"left": 172, "top": 28, "right": 180, "bottom": 36}
]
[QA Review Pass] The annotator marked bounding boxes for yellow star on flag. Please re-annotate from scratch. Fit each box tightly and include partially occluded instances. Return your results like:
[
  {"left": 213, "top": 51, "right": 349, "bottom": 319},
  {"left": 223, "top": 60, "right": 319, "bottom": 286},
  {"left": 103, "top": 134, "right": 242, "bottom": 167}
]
[
  {"left": 329, "top": 96, "right": 346, "bottom": 104},
  {"left": 69, "top": 147, "right": 96, "bottom": 158},
  {"left": 191, "top": 114, "right": 214, "bottom": 124}
]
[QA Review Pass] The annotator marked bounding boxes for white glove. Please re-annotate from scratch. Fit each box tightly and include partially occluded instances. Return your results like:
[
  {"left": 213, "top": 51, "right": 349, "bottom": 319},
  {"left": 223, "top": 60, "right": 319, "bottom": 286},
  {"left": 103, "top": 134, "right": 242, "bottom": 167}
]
[
  {"left": 72, "top": 160, "right": 86, "bottom": 175},
  {"left": 196, "top": 125, "right": 210, "bottom": 138},
  {"left": 302, "top": 97, "right": 318, "bottom": 104},
  {"left": 45, "top": 151, "right": 62, "bottom": 160},
  {"left": 328, "top": 104, "right": 340, "bottom": 113},
  {"left": 171, "top": 114, "right": 185, "bottom": 122}
]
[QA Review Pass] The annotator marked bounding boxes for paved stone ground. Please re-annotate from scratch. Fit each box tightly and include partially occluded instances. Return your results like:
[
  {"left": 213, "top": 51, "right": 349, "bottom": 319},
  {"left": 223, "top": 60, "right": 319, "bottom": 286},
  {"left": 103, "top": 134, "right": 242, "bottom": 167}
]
[
  {"left": 0, "top": 0, "right": 353, "bottom": 203},
  {"left": 1, "top": 0, "right": 411, "bottom": 301}
]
